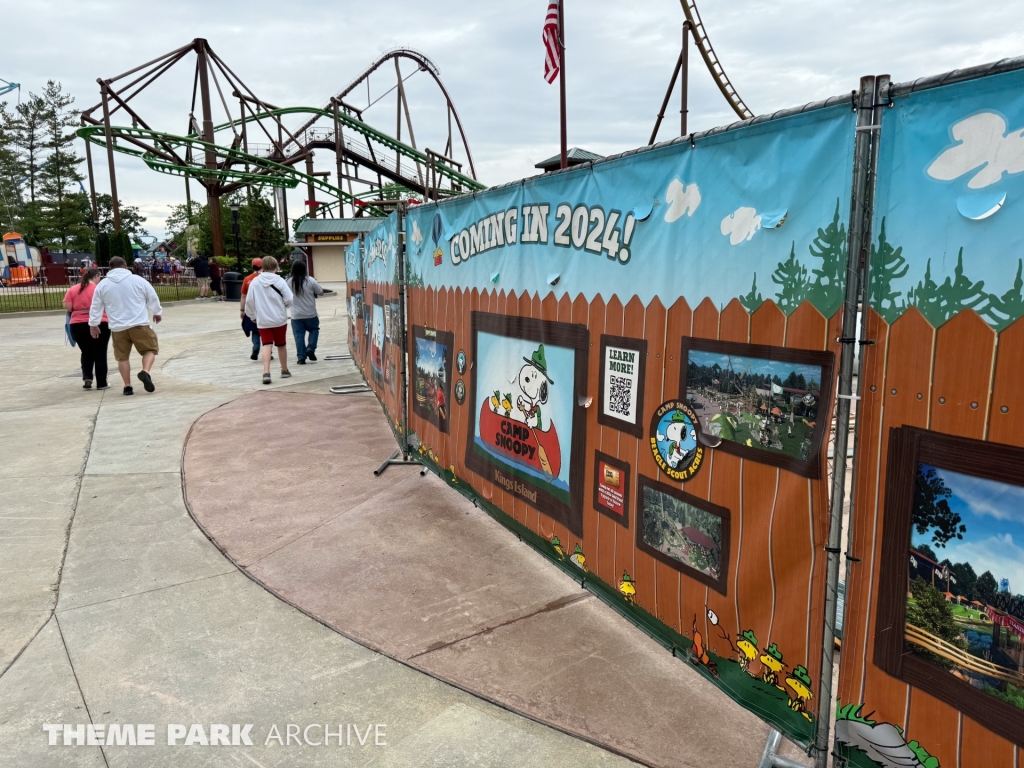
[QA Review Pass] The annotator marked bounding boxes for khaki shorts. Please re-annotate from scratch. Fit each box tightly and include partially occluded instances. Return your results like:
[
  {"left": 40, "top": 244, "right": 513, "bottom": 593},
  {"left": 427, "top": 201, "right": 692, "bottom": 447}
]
[
  {"left": 197, "top": 277, "right": 211, "bottom": 288},
  {"left": 112, "top": 325, "right": 159, "bottom": 362}
]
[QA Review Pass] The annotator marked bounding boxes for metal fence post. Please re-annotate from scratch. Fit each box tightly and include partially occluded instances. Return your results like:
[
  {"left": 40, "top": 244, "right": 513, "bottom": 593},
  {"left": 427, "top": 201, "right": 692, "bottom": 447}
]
[{"left": 811, "top": 74, "right": 882, "bottom": 768}]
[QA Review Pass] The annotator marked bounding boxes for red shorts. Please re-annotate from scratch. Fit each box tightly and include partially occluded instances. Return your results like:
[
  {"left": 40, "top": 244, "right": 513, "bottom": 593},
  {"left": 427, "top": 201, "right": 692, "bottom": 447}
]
[{"left": 258, "top": 325, "right": 288, "bottom": 346}]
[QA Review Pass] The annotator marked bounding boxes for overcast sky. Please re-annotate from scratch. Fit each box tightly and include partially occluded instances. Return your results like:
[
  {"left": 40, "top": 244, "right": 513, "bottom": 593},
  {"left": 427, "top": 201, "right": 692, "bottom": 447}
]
[{"left": 5, "top": 1, "right": 1024, "bottom": 241}]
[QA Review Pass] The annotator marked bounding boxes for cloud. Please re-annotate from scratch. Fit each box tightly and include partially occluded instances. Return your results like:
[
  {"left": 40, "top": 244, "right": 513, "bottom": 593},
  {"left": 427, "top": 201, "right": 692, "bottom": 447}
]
[
  {"left": 940, "top": 466, "right": 1024, "bottom": 523},
  {"left": 927, "top": 111, "right": 1024, "bottom": 189},
  {"left": 411, "top": 220, "right": 423, "bottom": 246},
  {"left": 942, "top": 533, "right": 1024, "bottom": 591},
  {"left": 720, "top": 207, "right": 761, "bottom": 245},
  {"left": 664, "top": 178, "right": 701, "bottom": 222}
]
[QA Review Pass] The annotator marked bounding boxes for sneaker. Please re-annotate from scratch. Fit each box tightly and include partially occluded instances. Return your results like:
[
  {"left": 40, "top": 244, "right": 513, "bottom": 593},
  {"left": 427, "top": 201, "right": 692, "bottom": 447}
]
[
  {"left": 262, "top": 373, "right": 271, "bottom": 385},
  {"left": 280, "top": 370, "right": 292, "bottom": 378},
  {"left": 97, "top": 383, "right": 109, "bottom": 390},
  {"left": 137, "top": 370, "right": 155, "bottom": 393},
  {"left": 307, "top": 351, "right": 317, "bottom": 362},
  {"left": 83, "top": 379, "right": 93, "bottom": 390},
  {"left": 123, "top": 386, "right": 134, "bottom": 396},
  {"left": 297, "top": 358, "right": 306, "bottom": 365},
  {"left": 250, "top": 349, "right": 259, "bottom": 361}
]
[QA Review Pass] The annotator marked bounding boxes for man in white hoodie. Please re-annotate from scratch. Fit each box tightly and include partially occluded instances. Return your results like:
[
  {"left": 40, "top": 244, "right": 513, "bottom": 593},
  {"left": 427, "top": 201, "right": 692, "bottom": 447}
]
[
  {"left": 243, "top": 255, "right": 293, "bottom": 384},
  {"left": 89, "top": 256, "right": 163, "bottom": 396}
]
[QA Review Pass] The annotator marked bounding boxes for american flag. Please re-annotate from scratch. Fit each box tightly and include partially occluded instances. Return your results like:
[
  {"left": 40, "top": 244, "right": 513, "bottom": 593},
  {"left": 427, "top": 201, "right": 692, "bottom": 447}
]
[{"left": 542, "top": 1, "right": 561, "bottom": 84}]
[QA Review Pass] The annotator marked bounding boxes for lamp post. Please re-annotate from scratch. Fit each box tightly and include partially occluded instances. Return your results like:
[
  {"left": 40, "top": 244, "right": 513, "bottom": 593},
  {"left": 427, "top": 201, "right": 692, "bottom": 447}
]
[{"left": 230, "top": 203, "right": 241, "bottom": 273}]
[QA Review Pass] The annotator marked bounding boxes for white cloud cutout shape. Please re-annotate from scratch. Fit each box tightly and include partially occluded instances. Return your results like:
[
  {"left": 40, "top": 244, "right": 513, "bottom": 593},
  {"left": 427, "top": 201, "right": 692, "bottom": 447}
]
[
  {"left": 927, "top": 111, "right": 1024, "bottom": 189},
  {"left": 664, "top": 178, "right": 701, "bottom": 222},
  {"left": 411, "top": 220, "right": 423, "bottom": 245},
  {"left": 720, "top": 207, "right": 761, "bottom": 245}
]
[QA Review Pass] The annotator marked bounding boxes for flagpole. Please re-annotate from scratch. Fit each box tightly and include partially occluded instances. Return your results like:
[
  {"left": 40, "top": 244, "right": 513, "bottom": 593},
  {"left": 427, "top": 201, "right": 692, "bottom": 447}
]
[{"left": 558, "top": 0, "right": 567, "bottom": 170}]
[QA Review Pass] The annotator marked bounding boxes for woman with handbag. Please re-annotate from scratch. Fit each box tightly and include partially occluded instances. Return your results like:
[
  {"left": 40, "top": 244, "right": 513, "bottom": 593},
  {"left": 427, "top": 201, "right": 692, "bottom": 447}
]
[{"left": 62, "top": 267, "right": 110, "bottom": 390}]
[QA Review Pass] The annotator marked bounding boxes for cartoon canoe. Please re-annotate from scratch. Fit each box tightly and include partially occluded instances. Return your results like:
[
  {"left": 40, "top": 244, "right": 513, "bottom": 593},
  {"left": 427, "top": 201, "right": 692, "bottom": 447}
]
[{"left": 479, "top": 402, "right": 561, "bottom": 478}]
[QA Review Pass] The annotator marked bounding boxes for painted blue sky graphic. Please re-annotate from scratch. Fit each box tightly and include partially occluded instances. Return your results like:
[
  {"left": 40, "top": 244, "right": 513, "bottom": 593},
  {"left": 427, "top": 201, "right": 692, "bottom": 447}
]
[
  {"left": 415, "top": 337, "right": 447, "bottom": 379},
  {"left": 688, "top": 351, "right": 822, "bottom": 386},
  {"left": 912, "top": 463, "right": 1024, "bottom": 595}
]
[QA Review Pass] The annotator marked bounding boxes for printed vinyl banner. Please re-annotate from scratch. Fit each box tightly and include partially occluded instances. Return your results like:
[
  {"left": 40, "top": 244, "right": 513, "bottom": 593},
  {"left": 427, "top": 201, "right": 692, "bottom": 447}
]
[
  {"left": 837, "top": 68, "right": 1024, "bottom": 768},
  {"left": 401, "top": 102, "right": 857, "bottom": 749}
]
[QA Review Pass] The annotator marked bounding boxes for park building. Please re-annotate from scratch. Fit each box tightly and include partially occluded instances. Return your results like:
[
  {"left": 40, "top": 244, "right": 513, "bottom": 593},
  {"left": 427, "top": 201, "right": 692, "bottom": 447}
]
[{"left": 290, "top": 217, "right": 384, "bottom": 283}]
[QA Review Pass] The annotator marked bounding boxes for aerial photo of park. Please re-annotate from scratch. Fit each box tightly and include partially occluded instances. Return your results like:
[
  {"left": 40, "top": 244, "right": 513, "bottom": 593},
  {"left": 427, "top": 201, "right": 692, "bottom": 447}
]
[
  {"left": 639, "top": 481, "right": 724, "bottom": 583},
  {"left": 906, "top": 463, "right": 1024, "bottom": 711},
  {"left": 685, "top": 350, "right": 822, "bottom": 461}
]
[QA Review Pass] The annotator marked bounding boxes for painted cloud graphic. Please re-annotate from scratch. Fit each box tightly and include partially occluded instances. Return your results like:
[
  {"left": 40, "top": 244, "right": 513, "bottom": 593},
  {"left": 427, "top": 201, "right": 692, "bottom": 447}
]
[
  {"left": 664, "top": 178, "right": 701, "bottom": 222},
  {"left": 720, "top": 207, "right": 761, "bottom": 245},
  {"left": 411, "top": 220, "right": 424, "bottom": 246},
  {"left": 927, "top": 111, "right": 1024, "bottom": 189}
]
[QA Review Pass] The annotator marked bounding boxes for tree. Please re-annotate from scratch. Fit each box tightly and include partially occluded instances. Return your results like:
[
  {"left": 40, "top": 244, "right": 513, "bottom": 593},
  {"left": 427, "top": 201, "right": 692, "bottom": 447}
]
[
  {"left": 869, "top": 218, "right": 908, "bottom": 324},
  {"left": 170, "top": 195, "right": 287, "bottom": 268},
  {"left": 950, "top": 561, "right": 977, "bottom": 602},
  {"left": 976, "top": 571, "right": 998, "bottom": 606},
  {"left": 109, "top": 230, "right": 133, "bottom": 260},
  {"left": 982, "top": 258, "right": 1024, "bottom": 331},
  {"left": 772, "top": 242, "right": 809, "bottom": 314},
  {"left": 0, "top": 102, "right": 23, "bottom": 232},
  {"left": 94, "top": 193, "right": 149, "bottom": 240},
  {"left": 36, "top": 82, "right": 90, "bottom": 255},
  {"left": 740, "top": 273, "right": 763, "bottom": 313},
  {"left": 907, "top": 577, "right": 963, "bottom": 670},
  {"left": 11, "top": 90, "right": 47, "bottom": 204},
  {"left": 913, "top": 464, "right": 965, "bottom": 548},
  {"left": 908, "top": 250, "right": 986, "bottom": 327},
  {"left": 805, "top": 199, "right": 847, "bottom": 316},
  {"left": 915, "top": 543, "right": 937, "bottom": 561}
]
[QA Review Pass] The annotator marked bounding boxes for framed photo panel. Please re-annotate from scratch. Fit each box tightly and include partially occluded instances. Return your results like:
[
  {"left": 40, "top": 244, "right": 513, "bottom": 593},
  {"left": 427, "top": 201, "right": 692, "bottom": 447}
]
[
  {"left": 410, "top": 325, "right": 454, "bottom": 433},
  {"left": 597, "top": 334, "right": 647, "bottom": 438},
  {"left": 874, "top": 426, "right": 1024, "bottom": 748},
  {"left": 678, "top": 337, "right": 834, "bottom": 478},
  {"left": 636, "top": 475, "right": 730, "bottom": 595},
  {"left": 593, "top": 451, "right": 630, "bottom": 528},
  {"left": 465, "top": 312, "right": 589, "bottom": 536}
]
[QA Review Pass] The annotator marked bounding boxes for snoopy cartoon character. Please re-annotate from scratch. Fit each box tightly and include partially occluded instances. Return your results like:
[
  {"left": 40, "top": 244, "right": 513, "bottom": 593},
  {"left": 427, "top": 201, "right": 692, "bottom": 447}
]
[
  {"left": 514, "top": 344, "right": 553, "bottom": 429},
  {"left": 657, "top": 410, "right": 696, "bottom": 469}
]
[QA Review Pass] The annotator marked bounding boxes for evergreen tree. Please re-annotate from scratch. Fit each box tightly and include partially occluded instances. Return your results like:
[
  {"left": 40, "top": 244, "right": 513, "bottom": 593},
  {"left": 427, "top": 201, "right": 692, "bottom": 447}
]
[
  {"left": 12, "top": 90, "right": 48, "bottom": 204},
  {"left": 933, "top": 248, "right": 986, "bottom": 323},
  {"left": 94, "top": 232, "right": 110, "bottom": 267},
  {"left": 906, "top": 259, "right": 942, "bottom": 325},
  {"left": 739, "top": 273, "right": 763, "bottom": 313},
  {"left": 805, "top": 199, "right": 847, "bottom": 316},
  {"left": 771, "top": 242, "right": 809, "bottom": 314},
  {"left": 869, "top": 218, "right": 908, "bottom": 324},
  {"left": 981, "top": 258, "right": 1024, "bottom": 331},
  {"left": 110, "top": 230, "right": 133, "bottom": 260},
  {"left": 37, "top": 82, "right": 90, "bottom": 255},
  {"left": 0, "top": 102, "right": 23, "bottom": 232},
  {"left": 93, "top": 193, "right": 149, "bottom": 240},
  {"left": 169, "top": 195, "right": 287, "bottom": 266}
]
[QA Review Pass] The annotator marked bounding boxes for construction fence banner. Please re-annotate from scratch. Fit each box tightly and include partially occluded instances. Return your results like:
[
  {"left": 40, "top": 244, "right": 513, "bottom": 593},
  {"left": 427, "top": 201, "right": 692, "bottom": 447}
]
[
  {"left": 346, "top": 214, "right": 406, "bottom": 439},
  {"left": 399, "top": 101, "right": 858, "bottom": 748},
  {"left": 836, "top": 64, "right": 1024, "bottom": 768}
]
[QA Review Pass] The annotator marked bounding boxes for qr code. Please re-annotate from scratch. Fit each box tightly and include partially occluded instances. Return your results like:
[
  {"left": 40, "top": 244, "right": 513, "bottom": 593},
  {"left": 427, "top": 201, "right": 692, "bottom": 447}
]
[{"left": 608, "top": 375, "right": 633, "bottom": 416}]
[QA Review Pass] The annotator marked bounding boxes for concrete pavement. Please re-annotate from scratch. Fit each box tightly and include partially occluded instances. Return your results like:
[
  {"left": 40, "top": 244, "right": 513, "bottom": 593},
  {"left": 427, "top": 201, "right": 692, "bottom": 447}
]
[{"left": 0, "top": 289, "right": 634, "bottom": 766}]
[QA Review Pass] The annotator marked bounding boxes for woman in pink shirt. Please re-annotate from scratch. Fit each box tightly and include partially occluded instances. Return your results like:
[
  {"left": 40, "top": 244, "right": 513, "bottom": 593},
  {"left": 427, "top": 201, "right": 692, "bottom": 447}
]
[{"left": 62, "top": 268, "right": 110, "bottom": 390}]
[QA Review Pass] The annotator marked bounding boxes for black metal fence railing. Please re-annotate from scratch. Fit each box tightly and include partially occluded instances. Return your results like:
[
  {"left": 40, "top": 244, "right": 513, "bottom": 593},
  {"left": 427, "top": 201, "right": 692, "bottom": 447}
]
[{"left": 0, "top": 265, "right": 200, "bottom": 314}]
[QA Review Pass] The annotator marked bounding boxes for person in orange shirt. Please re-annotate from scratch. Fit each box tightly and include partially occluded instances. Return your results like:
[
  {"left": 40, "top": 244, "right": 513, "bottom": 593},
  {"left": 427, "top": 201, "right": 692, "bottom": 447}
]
[{"left": 239, "top": 258, "right": 263, "bottom": 360}]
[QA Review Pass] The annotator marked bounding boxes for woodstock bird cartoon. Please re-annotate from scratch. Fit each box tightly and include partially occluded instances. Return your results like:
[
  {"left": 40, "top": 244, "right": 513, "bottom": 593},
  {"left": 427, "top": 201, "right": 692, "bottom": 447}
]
[
  {"left": 569, "top": 544, "right": 588, "bottom": 572},
  {"left": 551, "top": 536, "right": 566, "bottom": 559},
  {"left": 490, "top": 390, "right": 502, "bottom": 412},
  {"left": 737, "top": 629, "right": 759, "bottom": 675},
  {"left": 785, "top": 665, "right": 814, "bottom": 721},
  {"left": 618, "top": 571, "right": 636, "bottom": 604},
  {"left": 501, "top": 392, "right": 513, "bottom": 417},
  {"left": 760, "top": 643, "right": 786, "bottom": 690}
]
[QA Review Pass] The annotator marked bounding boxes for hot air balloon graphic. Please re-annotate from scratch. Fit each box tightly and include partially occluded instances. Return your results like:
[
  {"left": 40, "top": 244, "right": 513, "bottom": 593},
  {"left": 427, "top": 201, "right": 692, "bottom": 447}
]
[{"left": 432, "top": 214, "right": 444, "bottom": 266}]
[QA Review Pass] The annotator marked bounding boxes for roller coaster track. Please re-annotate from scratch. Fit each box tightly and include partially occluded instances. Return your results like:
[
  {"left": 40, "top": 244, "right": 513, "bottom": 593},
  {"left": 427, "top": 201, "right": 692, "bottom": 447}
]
[
  {"left": 208, "top": 106, "right": 483, "bottom": 193},
  {"left": 75, "top": 124, "right": 391, "bottom": 217},
  {"left": 284, "top": 48, "right": 478, "bottom": 180},
  {"left": 680, "top": 0, "right": 752, "bottom": 121}
]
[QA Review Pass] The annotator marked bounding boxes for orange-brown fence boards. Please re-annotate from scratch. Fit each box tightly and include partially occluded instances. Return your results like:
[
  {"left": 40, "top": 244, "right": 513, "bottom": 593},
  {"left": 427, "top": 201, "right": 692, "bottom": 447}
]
[{"left": 589, "top": 295, "right": 613, "bottom": 585}]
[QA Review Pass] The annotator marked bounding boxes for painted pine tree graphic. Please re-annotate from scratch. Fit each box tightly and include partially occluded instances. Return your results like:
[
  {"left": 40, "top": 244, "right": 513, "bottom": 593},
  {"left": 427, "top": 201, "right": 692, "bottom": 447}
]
[
  {"left": 981, "top": 258, "right": 1024, "bottom": 331},
  {"left": 740, "top": 274, "right": 763, "bottom": 313},
  {"left": 868, "top": 218, "right": 908, "bottom": 324},
  {"left": 772, "top": 242, "right": 809, "bottom": 315},
  {"left": 805, "top": 200, "right": 847, "bottom": 316},
  {"left": 907, "top": 249, "right": 985, "bottom": 327}
]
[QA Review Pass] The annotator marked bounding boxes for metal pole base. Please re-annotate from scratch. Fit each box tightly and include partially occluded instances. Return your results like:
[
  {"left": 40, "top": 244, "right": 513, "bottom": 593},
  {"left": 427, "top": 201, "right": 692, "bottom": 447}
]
[
  {"left": 324, "top": 354, "right": 351, "bottom": 360},
  {"left": 329, "top": 384, "right": 370, "bottom": 395},
  {"left": 758, "top": 729, "right": 810, "bottom": 768},
  {"left": 373, "top": 448, "right": 425, "bottom": 477}
]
